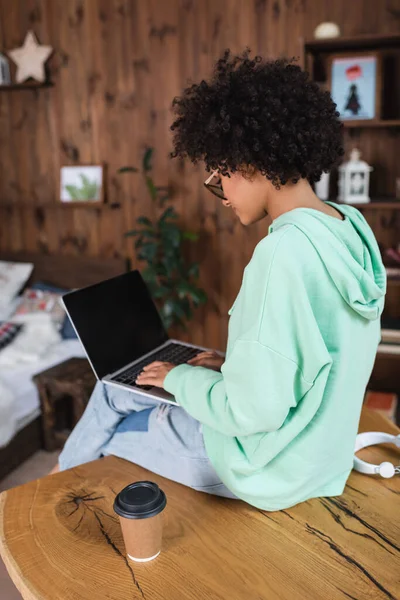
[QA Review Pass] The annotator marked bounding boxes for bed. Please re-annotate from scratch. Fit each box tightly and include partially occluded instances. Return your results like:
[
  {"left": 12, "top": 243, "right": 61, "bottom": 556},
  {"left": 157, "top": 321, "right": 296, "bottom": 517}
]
[{"left": 0, "top": 251, "right": 127, "bottom": 480}]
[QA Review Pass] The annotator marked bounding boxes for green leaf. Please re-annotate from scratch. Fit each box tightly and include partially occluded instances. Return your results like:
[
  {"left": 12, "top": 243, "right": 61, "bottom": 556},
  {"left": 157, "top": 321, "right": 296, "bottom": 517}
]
[
  {"left": 190, "top": 288, "right": 208, "bottom": 306},
  {"left": 142, "top": 266, "right": 157, "bottom": 283},
  {"left": 137, "top": 216, "right": 153, "bottom": 227},
  {"left": 118, "top": 166, "right": 139, "bottom": 173},
  {"left": 161, "top": 254, "right": 176, "bottom": 276},
  {"left": 124, "top": 229, "right": 142, "bottom": 237},
  {"left": 175, "top": 281, "right": 192, "bottom": 298},
  {"left": 126, "top": 229, "right": 157, "bottom": 241},
  {"left": 182, "top": 231, "right": 199, "bottom": 242},
  {"left": 188, "top": 263, "right": 199, "bottom": 279},
  {"left": 168, "top": 298, "right": 187, "bottom": 320},
  {"left": 143, "top": 147, "right": 153, "bottom": 172},
  {"left": 152, "top": 285, "right": 169, "bottom": 299},
  {"left": 161, "top": 299, "right": 174, "bottom": 318},
  {"left": 138, "top": 242, "right": 158, "bottom": 261},
  {"left": 145, "top": 175, "right": 158, "bottom": 202},
  {"left": 160, "top": 224, "right": 181, "bottom": 248},
  {"left": 160, "top": 206, "right": 178, "bottom": 221}
]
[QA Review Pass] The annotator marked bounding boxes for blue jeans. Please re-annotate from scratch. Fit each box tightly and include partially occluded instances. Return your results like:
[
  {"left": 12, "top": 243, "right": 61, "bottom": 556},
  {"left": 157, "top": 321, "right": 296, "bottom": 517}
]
[{"left": 59, "top": 381, "right": 237, "bottom": 499}]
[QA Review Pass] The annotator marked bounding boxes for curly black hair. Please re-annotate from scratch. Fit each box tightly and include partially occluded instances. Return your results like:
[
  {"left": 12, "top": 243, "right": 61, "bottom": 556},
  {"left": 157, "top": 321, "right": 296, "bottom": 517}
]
[{"left": 170, "top": 49, "right": 344, "bottom": 188}]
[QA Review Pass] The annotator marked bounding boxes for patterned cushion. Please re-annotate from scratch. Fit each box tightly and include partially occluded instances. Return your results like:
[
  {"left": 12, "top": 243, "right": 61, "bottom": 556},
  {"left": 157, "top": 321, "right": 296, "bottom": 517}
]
[
  {"left": 11, "top": 288, "right": 66, "bottom": 329},
  {"left": 0, "top": 321, "right": 23, "bottom": 351}
]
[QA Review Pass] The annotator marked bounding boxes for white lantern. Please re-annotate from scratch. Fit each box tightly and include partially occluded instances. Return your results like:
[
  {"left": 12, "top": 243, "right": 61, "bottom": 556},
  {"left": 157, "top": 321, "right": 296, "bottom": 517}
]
[{"left": 338, "top": 149, "right": 373, "bottom": 205}]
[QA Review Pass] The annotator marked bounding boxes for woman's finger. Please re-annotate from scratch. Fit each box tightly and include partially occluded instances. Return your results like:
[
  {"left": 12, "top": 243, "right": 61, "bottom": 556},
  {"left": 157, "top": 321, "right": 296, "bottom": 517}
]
[
  {"left": 143, "top": 361, "right": 166, "bottom": 371},
  {"left": 188, "top": 352, "right": 212, "bottom": 364},
  {"left": 136, "top": 373, "right": 160, "bottom": 384}
]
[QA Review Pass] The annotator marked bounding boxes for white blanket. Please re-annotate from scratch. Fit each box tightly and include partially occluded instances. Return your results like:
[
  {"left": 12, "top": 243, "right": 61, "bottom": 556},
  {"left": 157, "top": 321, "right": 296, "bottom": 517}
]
[
  {"left": 0, "top": 376, "right": 17, "bottom": 448},
  {"left": 0, "top": 313, "right": 61, "bottom": 368},
  {"left": 0, "top": 313, "right": 62, "bottom": 448}
]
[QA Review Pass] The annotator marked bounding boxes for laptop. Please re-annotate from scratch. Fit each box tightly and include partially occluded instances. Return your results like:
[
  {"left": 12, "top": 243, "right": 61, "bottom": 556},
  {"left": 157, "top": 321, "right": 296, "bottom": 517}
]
[{"left": 62, "top": 270, "right": 214, "bottom": 405}]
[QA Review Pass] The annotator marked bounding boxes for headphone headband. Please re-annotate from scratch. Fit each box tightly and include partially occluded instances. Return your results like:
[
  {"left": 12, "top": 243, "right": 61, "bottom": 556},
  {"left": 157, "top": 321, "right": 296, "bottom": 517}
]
[{"left": 354, "top": 431, "right": 400, "bottom": 479}]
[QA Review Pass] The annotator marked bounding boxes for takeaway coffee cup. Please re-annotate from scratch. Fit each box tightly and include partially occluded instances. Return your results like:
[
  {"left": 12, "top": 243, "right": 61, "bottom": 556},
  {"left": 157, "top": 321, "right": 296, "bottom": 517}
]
[{"left": 114, "top": 481, "right": 167, "bottom": 562}]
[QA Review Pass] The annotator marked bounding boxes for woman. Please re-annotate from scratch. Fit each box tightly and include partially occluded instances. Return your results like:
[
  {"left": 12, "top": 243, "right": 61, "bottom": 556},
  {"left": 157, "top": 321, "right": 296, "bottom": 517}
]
[{"left": 57, "top": 50, "right": 386, "bottom": 511}]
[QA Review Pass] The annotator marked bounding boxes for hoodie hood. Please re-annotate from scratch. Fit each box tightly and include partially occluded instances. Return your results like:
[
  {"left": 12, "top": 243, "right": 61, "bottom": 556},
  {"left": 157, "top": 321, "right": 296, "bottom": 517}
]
[{"left": 269, "top": 201, "right": 386, "bottom": 320}]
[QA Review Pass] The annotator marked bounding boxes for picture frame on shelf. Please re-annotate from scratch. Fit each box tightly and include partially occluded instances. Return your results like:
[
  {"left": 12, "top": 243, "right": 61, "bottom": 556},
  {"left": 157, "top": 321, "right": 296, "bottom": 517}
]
[
  {"left": 60, "top": 165, "right": 104, "bottom": 205},
  {"left": 328, "top": 52, "right": 381, "bottom": 123}
]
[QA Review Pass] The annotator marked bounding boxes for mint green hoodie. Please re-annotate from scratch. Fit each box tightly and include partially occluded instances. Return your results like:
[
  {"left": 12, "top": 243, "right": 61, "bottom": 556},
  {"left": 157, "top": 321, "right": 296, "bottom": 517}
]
[{"left": 164, "top": 201, "right": 386, "bottom": 510}]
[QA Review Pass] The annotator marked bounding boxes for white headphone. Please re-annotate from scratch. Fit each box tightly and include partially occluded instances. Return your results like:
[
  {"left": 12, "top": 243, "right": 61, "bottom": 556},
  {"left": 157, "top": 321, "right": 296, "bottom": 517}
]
[{"left": 354, "top": 431, "right": 400, "bottom": 478}]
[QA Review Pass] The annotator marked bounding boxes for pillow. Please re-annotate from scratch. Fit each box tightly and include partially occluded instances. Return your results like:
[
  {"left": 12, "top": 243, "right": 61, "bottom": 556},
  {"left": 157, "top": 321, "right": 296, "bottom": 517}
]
[
  {"left": 11, "top": 288, "right": 66, "bottom": 330},
  {"left": 30, "top": 282, "right": 77, "bottom": 339},
  {"left": 0, "top": 261, "right": 33, "bottom": 314}
]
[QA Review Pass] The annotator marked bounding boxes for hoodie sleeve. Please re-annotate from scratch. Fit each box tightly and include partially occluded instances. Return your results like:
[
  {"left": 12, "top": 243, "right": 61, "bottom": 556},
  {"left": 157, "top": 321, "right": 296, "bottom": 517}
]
[
  {"left": 165, "top": 227, "right": 331, "bottom": 438},
  {"left": 164, "top": 339, "right": 314, "bottom": 437}
]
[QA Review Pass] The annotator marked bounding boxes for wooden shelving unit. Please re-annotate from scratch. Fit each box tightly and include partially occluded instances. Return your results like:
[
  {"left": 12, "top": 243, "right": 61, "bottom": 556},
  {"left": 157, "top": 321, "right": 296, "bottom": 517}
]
[
  {"left": 305, "top": 34, "right": 400, "bottom": 330},
  {"left": 336, "top": 199, "right": 400, "bottom": 209},
  {"left": 304, "top": 33, "right": 400, "bottom": 125},
  {"left": 344, "top": 119, "right": 400, "bottom": 128},
  {"left": 305, "top": 33, "right": 400, "bottom": 54},
  {"left": 348, "top": 201, "right": 400, "bottom": 209}
]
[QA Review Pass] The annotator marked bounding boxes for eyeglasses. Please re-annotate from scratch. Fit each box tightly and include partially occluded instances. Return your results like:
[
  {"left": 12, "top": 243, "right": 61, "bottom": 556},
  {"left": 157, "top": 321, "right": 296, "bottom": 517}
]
[{"left": 204, "top": 170, "right": 227, "bottom": 200}]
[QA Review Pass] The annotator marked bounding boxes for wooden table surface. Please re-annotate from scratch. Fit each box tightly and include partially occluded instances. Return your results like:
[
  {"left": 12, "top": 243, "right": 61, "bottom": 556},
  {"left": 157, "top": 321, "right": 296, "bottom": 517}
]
[{"left": 1, "top": 408, "right": 399, "bottom": 600}]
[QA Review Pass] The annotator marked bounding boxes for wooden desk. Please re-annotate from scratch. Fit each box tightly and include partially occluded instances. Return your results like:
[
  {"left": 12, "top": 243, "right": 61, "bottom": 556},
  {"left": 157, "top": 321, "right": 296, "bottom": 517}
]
[{"left": 0, "top": 409, "right": 399, "bottom": 600}]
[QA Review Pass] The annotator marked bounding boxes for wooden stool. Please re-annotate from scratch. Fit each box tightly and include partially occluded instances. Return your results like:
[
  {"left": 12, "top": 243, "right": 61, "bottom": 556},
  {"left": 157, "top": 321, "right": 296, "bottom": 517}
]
[
  {"left": 0, "top": 409, "right": 399, "bottom": 600},
  {"left": 33, "top": 358, "right": 96, "bottom": 451}
]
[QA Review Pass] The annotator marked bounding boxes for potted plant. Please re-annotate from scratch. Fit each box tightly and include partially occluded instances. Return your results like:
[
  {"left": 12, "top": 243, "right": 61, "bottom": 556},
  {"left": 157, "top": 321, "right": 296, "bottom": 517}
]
[{"left": 119, "top": 148, "right": 207, "bottom": 331}]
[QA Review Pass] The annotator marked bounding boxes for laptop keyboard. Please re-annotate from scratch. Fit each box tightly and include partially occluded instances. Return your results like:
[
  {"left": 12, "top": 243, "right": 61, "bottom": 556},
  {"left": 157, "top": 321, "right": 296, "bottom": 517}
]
[{"left": 111, "top": 343, "right": 202, "bottom": 390}]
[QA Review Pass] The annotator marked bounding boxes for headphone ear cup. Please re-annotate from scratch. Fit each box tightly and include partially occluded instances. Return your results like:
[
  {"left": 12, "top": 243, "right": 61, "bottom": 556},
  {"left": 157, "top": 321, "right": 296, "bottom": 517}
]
[{"left": 378, "top": 462, "right": 395, "bottom": 479}]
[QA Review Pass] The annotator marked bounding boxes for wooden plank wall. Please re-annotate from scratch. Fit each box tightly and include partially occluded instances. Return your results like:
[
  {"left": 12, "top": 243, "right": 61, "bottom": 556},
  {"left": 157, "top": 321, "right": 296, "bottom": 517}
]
[{"left": 0, "top": 0, "right": 399, "bottom": 350}]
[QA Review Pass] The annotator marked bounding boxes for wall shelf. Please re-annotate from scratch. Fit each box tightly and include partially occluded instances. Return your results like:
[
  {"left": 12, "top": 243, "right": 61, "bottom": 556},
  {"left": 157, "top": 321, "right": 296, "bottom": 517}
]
[
  {"left": 305, "top": 33, "right": 400, "bottom": 54},
  {"left": 0, "top": 82, "right": 53, "bottom": 92},
  {"left": 343, "top": 120, "right": 400, "bottom": 129},
  {"left": 339, "top": 200, "right": 400, "bottom": 209}
]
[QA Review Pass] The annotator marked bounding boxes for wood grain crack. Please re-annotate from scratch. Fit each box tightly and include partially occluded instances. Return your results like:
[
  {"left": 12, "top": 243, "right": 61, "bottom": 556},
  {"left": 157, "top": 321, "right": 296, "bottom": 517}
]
[
  {"left": 93, "top": 511, "right": 145, "bottom": 599},
  {"left": 306, "top": 524, "right": 396, "bottom": 600},
  {"left": 345, "top": 484, "right": 368, "bottom": 497},
  {"left": 326, "top": 498, "right": 400, "bottom": 553},
  {"left": 281, "top": 510, "right": 295, "bottom": 520},
  {"left": 320, "top": 499, "right": 395, "bottom": 555}
]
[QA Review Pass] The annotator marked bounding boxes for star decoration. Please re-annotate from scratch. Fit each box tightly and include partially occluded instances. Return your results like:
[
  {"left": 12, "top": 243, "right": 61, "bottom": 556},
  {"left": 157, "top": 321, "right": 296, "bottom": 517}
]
[{"left": 8, "top": 31, "right": 53, "bottom": 84}]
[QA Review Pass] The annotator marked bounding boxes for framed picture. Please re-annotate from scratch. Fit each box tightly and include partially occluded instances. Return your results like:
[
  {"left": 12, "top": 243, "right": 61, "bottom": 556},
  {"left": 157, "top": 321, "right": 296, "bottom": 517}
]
[
  {"left": 328, "top": 52, "right": 381, "bottom": 123},
  {"left": 60, "top": 165, "right": 104, "bottom": 204}
]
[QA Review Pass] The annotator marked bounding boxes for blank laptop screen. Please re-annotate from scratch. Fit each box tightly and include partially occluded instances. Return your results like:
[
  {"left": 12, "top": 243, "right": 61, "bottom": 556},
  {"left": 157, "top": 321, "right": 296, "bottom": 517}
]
[{"left": 62, "top": 270, "right": 168, "bottom": 380}]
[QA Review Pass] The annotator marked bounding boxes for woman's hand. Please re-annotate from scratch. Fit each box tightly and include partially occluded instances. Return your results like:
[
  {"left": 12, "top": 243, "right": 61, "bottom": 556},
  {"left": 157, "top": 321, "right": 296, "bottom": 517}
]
[
  {"left": 136, "top": 361, "right": 176, "bottom": 389},
  {"left": 187, "top": 351, "right": 224, "bottom": 372}
]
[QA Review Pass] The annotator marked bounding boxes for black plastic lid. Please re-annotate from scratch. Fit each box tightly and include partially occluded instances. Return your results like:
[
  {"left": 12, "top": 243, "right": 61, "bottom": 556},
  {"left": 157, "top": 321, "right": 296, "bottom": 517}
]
[{"left": 113, "top": 481, "right": 167, "bottom": 520}]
